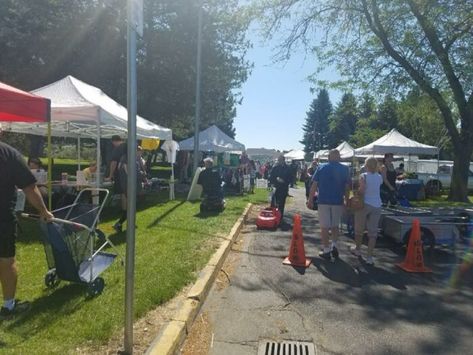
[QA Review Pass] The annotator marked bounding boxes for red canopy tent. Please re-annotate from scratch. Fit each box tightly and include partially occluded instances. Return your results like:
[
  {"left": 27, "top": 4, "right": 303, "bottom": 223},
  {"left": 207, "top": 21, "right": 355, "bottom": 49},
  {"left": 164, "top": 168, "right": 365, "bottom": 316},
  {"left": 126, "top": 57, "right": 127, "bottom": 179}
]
[
  {"left": 1, "top": 80, "right": 52, "bottom": 207},
  {"left": 0, "top": 81, "right": 50, "bottom": 122}
]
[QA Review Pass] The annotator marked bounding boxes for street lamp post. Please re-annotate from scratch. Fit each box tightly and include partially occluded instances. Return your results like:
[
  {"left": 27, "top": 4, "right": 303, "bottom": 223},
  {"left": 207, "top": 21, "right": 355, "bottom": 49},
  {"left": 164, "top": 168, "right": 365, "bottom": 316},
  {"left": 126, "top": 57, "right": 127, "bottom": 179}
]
[{"left": 193, "top": 0, "right": 203, "bottom": 172}]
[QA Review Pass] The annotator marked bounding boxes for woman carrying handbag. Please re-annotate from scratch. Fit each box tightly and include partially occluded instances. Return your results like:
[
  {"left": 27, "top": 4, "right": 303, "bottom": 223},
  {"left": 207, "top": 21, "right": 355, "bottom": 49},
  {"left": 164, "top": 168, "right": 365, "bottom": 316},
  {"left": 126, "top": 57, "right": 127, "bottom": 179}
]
[{"left": 351, "top": 157, "right": 383, "bottom": 265}]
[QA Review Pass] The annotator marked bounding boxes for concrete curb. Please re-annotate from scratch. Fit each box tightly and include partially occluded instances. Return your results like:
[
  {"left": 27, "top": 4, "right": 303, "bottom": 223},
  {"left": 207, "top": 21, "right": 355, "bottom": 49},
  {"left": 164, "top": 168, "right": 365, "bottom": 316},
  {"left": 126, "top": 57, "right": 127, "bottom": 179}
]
[{"left": 146, "top": 203, "right": 252, "bottom": 355}]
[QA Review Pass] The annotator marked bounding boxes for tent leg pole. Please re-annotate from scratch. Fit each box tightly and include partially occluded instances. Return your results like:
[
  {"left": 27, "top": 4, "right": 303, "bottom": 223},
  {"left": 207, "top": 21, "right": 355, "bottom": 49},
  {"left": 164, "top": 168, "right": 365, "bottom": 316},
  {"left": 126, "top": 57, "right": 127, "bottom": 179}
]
[
  {"left": 96, "top": 124, "right": 101, "bottom": 190},
  {"left": 78, "top": 136, "right": 81, "bottom": 170}
]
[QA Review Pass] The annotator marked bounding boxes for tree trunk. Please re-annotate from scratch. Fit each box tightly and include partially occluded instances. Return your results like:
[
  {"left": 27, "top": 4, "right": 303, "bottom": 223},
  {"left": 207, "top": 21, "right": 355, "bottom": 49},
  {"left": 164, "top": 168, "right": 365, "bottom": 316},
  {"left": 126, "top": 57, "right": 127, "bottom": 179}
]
[{"left": 449, "top": 143, "right": 472, "bottom": 202}]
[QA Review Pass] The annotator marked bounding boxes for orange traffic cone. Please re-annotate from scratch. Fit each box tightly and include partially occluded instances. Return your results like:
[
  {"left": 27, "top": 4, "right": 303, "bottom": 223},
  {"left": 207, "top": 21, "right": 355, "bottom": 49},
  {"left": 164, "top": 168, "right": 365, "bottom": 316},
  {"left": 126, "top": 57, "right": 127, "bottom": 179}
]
[
  {"left": 283, "top": 214, "right": 311, "bottom": 268},
  {"left": 396, "top": 219, "right": 432, "bottom": 273}
]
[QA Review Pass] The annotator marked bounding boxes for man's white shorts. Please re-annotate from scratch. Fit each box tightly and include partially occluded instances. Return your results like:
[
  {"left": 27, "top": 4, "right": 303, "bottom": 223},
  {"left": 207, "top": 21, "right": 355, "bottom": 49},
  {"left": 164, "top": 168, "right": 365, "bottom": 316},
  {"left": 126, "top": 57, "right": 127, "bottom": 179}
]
[{"left": 318, "top": 204, "right": 344, "bottom": 229}]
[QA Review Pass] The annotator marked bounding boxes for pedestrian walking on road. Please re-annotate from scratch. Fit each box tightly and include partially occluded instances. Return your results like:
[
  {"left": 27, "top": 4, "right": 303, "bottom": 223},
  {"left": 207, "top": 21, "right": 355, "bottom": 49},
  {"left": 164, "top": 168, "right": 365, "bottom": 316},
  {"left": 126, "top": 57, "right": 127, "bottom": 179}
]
[
  {"left": 351, "top": 157, "right": 383, "bottom": 265},
  {"left": 269, "top": 155, "right": 292, "bottom": 227},
  {"left": 307, "top": 149, "right": 350, "bottom": 260}
]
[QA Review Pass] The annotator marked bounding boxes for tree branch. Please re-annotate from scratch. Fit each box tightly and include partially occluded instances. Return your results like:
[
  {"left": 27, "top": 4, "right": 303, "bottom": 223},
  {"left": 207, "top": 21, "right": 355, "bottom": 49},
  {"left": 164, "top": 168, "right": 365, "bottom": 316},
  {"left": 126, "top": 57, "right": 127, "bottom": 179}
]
[
  {"left": 407, "top": 0, "right": 469, "bottom": 119},
  {"left": 445, "top": 23, "right": 473, "bottom": 51},
  {"left": 360, "top": 0, "right": 460, "bottom": 147}
]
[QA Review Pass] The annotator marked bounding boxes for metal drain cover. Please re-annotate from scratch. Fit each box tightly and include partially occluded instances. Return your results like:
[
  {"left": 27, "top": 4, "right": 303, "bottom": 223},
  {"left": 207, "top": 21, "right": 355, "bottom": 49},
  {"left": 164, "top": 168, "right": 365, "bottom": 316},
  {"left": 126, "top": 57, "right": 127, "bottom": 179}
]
[{"left": 257, "top": 340, "right": 316, "bottom": 355}]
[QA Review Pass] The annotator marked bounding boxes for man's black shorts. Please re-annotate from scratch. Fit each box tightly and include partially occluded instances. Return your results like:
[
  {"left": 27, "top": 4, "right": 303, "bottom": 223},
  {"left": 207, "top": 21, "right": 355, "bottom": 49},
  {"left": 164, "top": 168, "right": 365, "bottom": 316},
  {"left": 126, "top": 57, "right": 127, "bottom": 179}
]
[{"left": 0, "top": 222, "right": 16, "bottom": 258}]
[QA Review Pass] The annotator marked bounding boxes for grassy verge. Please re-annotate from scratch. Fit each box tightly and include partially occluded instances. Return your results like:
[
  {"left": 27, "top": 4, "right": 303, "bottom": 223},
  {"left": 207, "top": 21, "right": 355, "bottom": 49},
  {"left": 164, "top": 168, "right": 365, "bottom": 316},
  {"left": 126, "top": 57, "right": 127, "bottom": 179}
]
[
  {"left": 411, "top": 194, "right": 473, "bottom": 208},
  {"left": 0, "top": 189, "right": 267, "bottom": 354}
]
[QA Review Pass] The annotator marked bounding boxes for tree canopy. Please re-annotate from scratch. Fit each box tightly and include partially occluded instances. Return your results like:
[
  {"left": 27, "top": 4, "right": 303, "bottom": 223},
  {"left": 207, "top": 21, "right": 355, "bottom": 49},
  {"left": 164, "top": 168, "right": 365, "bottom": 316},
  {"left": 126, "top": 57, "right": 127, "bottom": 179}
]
[
  {"left": 0, "top": 0, "right": 251, "bottom": 140},
  {"left": 253, "top": 0, "right": 473, "bottom": 201}
]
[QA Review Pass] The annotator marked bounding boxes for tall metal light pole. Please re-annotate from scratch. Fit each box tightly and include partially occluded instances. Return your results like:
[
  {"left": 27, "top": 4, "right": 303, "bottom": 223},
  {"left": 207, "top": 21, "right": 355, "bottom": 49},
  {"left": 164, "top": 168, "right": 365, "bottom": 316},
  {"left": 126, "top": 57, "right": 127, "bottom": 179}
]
[
  {"left": 124, "top": 0, "right": 142, "bottom": 353},
  {"left": 193, "top": 0, "right": 203, "bottom": 172}
]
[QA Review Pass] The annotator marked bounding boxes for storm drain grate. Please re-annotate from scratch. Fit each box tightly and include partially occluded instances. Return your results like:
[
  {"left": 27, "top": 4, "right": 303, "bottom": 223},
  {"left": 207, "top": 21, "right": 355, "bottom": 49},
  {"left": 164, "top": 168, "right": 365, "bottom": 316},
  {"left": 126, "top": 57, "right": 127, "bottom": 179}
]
[{"left": 257, "top": 340, "right": 316, "bottom": 355}]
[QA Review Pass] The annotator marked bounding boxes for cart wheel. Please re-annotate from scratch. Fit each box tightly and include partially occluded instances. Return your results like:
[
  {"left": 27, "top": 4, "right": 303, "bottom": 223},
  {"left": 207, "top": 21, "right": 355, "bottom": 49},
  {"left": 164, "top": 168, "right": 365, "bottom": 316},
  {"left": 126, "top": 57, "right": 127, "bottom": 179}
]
[
  {"left": 87, "top": 277, "right": 105, "bottom": 297},
  {"left": 44, "top": 269, "right": 60, "bottom": 288},
  {"left": 403, "top": 227, "right": 435, "bottom": 251},
  {"left": 95, "top": 229, "right": 106, "bottom": 245}
]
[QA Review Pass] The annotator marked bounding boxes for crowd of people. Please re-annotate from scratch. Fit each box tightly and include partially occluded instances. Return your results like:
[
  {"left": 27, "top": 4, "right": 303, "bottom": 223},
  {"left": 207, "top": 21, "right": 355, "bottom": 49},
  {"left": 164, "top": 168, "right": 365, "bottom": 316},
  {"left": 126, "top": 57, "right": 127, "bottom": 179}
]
[{"left": 0, "top": 125, "right": 418, "bottom": 321}]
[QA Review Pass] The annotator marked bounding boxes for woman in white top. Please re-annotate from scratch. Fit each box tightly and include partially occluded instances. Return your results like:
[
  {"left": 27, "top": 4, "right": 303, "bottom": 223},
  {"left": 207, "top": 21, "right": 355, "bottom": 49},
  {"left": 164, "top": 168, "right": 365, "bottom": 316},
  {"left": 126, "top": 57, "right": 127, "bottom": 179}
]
[{"left": 352, "top": 157, "right": 383, "bottom": 265}]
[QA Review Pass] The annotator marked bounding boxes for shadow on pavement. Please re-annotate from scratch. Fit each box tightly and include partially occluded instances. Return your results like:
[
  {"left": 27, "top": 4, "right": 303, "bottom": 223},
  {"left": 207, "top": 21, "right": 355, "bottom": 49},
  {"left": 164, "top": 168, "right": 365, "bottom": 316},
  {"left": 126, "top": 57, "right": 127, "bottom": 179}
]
[{"left": 312, "top": 258, "right": 361, "bottom": 287}]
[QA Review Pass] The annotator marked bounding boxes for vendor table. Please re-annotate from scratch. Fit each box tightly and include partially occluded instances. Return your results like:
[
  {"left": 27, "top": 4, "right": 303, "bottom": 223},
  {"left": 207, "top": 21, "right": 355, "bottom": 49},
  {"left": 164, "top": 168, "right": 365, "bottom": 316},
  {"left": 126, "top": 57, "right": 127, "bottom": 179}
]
[{"left": 396, "top": 179, "right": 425, "bottom": 200}]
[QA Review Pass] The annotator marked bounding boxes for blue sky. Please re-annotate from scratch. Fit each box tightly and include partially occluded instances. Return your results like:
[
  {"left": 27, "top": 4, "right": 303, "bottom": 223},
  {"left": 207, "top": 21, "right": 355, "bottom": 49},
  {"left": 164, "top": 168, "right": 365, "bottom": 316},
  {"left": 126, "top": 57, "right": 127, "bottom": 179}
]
[{"left": 234, "top": 34, "right": 342, "bottom": 151}]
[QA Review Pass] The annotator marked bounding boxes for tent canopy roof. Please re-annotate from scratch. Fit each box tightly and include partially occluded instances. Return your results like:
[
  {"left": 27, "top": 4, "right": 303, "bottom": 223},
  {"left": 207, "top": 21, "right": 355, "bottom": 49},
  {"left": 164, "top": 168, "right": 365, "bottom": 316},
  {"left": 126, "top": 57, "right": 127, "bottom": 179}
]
[
  {"left": 179, "top": 125, "right": 245, "bottom": 153},
  {"left": 0, "top": 81, "right": 50, "bottom": 123},
  {"left": 284, "top": 149, "right": 305, "bottom": 160},
  {"left": 3, "top": 76, "right": 171, "bottom": 140},
  {"left": 315, "top": 141, "right": 355, "bottom": 160},
  {"left": 354, "top": 129, "right": 438, "bottom": 156}
]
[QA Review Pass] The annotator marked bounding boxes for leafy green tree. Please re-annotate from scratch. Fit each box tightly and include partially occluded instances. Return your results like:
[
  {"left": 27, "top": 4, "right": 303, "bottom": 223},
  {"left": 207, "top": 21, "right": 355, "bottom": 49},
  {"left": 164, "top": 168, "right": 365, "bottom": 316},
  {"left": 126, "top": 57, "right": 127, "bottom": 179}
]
[
  {"left": 300, "top": 89, "right": 332, "bottom": 154},
  {"left": 350, "top": 93, "right": 384, "bottom": 147},
  {"left": 397, "top": 89, "right": 453, "bottom": 158},
  {"left": 328, "top": 92, "right": 357, "bottom": 147},
  {"left": 253, "top": 0, "right": 473, "bottom": 201},
  {"left": 0, "top": 0, "right": 250, "bottom": 141}
]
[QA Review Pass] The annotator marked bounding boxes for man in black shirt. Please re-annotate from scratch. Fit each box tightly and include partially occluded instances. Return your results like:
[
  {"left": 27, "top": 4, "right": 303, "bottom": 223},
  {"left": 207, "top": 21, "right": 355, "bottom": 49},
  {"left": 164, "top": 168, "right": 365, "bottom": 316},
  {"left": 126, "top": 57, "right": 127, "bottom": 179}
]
[
  {"left": 0, "top": 141, "right": 53, "bottom": 318},
  {"left": 106, "top": 136, "right": 127, "bottom": 232},
  {"left": 107, "top": 135, "right": 127, "bottom": 184},
  {"left": 198, "top": 157, "right": 222, "bottom": 198},
  {"left": 269, "top": 155, "right": 293, "bottom": 226}
]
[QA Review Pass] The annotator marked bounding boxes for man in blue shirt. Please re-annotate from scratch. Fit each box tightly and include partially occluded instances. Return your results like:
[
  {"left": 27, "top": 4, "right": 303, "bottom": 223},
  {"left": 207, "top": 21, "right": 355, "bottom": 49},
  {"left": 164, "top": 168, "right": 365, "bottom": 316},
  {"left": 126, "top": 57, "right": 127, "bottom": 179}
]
[{"left": 307, "top": 149, "right": 350, "bottom": 260}]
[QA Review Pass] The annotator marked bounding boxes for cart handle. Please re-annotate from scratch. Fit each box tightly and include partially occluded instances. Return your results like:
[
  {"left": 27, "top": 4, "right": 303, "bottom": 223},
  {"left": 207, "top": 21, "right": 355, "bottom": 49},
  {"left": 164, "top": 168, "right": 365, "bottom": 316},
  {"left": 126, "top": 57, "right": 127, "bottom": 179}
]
[{"left": 20, "top": 213, "right": 92, "bottom": 232}]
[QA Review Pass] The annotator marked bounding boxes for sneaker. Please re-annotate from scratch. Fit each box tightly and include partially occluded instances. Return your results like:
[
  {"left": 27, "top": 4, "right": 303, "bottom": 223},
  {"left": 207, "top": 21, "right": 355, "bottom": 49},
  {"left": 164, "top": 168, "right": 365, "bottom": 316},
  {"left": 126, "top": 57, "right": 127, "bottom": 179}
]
[
  {"left": 319, "top": 251, "right": 332, "bottom": 261},
  {"left": 365, "top": 256, "right": 375, "bottom": 265},
  {"left": 113, "top": 223, "right": 122, "bottom": 233},
  {"left": 0, "top": 300, "right": 31, "bottom": 319},
  {"left": 331, "top": 246, "right": 339, "bottom": 259},
  {"left": 350, "top": 247, "right": 361, "bottom": 258}
]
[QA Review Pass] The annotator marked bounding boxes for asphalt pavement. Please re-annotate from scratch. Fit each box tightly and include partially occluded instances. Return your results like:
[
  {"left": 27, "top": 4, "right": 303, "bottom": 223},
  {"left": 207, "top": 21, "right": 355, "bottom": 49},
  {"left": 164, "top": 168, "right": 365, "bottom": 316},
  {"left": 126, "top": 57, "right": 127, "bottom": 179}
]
[{"left": 193, "top": 187, "right": 473, "bottom": 355}]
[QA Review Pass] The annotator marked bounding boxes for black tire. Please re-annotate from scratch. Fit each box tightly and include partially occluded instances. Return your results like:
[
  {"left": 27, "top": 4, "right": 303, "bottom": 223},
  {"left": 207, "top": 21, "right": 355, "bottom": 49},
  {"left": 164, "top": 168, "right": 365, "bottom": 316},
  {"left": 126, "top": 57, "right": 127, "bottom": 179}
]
[
  {"left": 44, "top": 269, "right": 60, "bottom": 288},
  {"left": 87, "top": 277, "right": 105, "bottom": 297},
  {"left": 403, "top": 227, "right": 435, "bottom": 251}
]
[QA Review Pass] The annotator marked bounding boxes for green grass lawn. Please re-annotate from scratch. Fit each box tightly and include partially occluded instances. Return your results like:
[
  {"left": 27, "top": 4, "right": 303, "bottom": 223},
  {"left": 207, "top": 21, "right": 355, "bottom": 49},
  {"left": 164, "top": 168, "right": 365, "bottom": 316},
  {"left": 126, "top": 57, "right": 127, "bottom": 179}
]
[
  {"left": 411, "top": 194, "right": 473, "bottom": 208},
  {"left": 0, "top": 189, "right": 267, "bottom": 354}
]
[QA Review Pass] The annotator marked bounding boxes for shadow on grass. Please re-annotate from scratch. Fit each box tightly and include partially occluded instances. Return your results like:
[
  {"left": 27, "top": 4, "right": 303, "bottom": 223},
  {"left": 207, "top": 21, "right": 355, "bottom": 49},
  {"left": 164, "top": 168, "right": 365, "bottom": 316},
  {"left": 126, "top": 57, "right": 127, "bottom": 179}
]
[
  {"left": 17, "top": 193, "right": 189, "bottom": 245},
  {"left": 194, "top": 210, "right": 224, "bottom": 218},
  {"left": 4, "top": 283, "right": 86, "bottom": 336},
  {"left": 147, "top": 200, "right": 187, "bottom": 228}
]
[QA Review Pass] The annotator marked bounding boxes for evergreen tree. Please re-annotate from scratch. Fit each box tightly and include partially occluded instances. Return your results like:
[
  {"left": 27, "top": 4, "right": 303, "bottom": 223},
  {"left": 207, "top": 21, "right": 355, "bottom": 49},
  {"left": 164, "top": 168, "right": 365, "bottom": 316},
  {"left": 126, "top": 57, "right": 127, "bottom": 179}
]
[
  {"left": 375, "top": 95, "right": 399, "bottom": 130},
  {"left": 350, "top": 93, "right": 381, "bottom": 146},
  {"left": 328, "top": 93, "right": 357, "bottom": 147},
  {"left": 300, "top": 89, "right": 332, "bottom": 154}
]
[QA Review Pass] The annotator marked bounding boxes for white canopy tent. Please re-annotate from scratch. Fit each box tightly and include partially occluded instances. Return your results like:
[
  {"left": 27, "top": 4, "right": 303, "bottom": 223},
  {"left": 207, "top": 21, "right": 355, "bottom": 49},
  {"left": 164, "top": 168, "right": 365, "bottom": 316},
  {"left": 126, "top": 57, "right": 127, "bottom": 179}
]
[
  {"left": 284, "top": 149, "right": 305, "bottom": 161},
  {"left": 2, "top": 76, "right": 172, "bottom": 140},
  {"left": 1, "top": 76, "right": 172, "bottom": 190},
  {"left": 354, "top": 129, "right": 439, "bottom": 156},
  {"left": 315, "top": 141, "right": 355, "bottom": 160},
  {"left": 179, "top": 125, "right": 245, "bottom": 153}
]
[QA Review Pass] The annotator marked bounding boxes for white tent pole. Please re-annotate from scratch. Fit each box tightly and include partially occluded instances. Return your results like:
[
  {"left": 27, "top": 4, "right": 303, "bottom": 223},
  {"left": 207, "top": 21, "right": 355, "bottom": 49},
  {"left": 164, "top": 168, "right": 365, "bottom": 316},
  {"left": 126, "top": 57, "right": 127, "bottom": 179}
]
[
  {"left": 170, "top": 163, "right": 175, "bottom": 200},
  {"left": 78, "top": 136, "right": 81, "bottom": 170}
]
